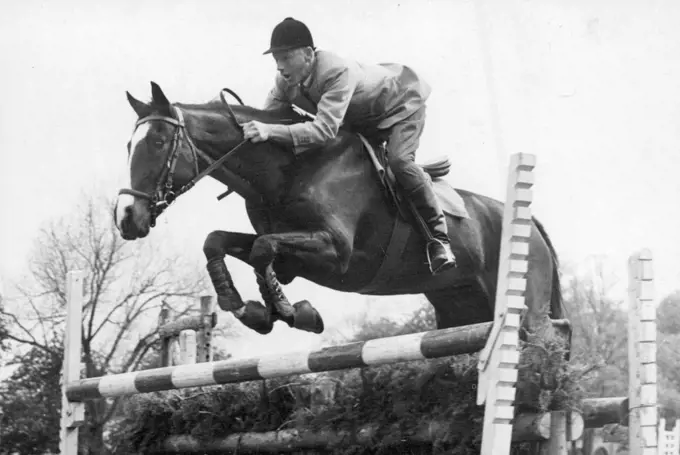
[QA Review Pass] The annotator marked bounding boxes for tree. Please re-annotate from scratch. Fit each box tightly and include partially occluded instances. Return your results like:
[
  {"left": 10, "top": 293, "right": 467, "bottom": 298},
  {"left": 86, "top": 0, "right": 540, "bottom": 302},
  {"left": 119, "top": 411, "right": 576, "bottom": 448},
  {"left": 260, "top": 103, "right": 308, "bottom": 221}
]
[
  {"left": 562, "top": 260, "right": 629, "bottom": 397},
  {"left": 0, "top": 191, "right": 209, "bottom": 454},
  {"left": 657, "top": 291, "right": 680, "bottom": 335},
  {"left": 655, "top": 292, "right": 680, "bottom": 416},
  {"left": 0, "top": 347, "right": 62, "bottom": 455},
  {"left": 352, "top": 297, "right": 436, "bottom": 342},
  {"left": 563, "top": 259, "right": 680, "bottom": 417},
  {"left": 0, "top": 277, "right": 10, "bottom": 351}
]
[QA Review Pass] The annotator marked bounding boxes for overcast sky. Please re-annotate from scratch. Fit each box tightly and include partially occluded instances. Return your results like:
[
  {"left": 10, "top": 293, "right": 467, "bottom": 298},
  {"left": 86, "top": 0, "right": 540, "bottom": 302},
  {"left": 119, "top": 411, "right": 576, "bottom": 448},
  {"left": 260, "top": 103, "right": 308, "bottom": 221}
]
[{"left": 1, "top": 0, "right": 678, "bottom": 357}]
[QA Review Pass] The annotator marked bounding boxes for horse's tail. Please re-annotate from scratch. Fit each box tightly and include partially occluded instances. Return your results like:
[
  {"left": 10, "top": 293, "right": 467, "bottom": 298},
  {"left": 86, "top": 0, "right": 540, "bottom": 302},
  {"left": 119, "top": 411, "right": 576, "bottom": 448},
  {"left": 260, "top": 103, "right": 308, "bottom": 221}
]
[
  {"left": 533, "top": 216, "right": 571, "bottom": 360},
  {"left": 532, "top": 216, "right": 565, "bottom": 320}
]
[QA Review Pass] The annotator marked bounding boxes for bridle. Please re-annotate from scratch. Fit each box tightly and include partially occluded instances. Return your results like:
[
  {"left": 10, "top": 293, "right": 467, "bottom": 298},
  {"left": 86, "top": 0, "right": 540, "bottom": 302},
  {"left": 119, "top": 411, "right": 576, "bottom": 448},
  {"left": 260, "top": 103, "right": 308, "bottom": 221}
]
[{"left": 118, "top": 90, "right": 248, "bottom": 227}]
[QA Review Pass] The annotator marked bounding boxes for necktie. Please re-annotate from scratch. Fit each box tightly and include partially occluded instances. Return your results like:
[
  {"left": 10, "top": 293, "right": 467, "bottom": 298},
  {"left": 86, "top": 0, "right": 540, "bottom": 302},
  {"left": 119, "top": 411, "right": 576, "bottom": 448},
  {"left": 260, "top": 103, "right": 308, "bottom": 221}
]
[{"left": 297, "top": 83, "right": 317, "bottom": 115}]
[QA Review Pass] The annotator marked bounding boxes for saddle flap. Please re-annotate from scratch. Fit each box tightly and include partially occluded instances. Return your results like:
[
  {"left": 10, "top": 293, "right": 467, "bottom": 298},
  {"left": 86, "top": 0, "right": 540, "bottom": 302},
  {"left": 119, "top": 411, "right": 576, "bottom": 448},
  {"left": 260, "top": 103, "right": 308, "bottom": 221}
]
[{"left": 358, "top": 134, "right": 468, "bottom": 220}]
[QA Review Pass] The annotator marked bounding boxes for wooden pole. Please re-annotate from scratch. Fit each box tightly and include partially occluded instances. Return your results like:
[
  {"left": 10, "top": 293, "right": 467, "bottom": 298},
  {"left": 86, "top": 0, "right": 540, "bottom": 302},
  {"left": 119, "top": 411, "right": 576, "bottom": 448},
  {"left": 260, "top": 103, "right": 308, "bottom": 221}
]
[
  {"left": 196, "top": 295, "right": 215, "bottom": 363},
  {"left": 628, "top": 249, "right": 657, "bottom": 455},
  {"left": 158, "top": 296, "right": 215, "bottom": 366},
  {"left": 538, "top": 411, "right": 568, "bottom": 455},
  {"left": 512, "top": 411, "right": 583, "bottom": 442},
  {"left": 59, "top": 271, "right": 85, "bottom": 455},
  {"left": 65, "top": 319, "right": 569, "bottom": 402},
  {"left": 159, "top": 412, "right": 584, "bottom": 454},
  {"left": 158, "top": 306, "right": 171, "bottom": 367},
  {"left": 179, "top": 330, "right": 197, "bottom": 365}
]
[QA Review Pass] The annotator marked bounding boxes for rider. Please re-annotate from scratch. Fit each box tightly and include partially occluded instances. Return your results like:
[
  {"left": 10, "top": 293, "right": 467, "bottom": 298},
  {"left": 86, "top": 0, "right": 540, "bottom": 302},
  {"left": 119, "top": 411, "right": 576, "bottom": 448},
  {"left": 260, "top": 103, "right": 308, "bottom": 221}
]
[{"left": 241, "top": 17, "right": 456, "bottom": 275}]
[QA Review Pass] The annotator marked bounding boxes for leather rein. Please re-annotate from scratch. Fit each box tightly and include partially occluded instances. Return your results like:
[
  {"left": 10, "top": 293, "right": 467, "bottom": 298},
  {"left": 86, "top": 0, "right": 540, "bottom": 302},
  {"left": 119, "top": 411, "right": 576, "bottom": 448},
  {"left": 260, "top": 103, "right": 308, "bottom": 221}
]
[{"left": 118, "top": 89, "right": 248, "bottom": 227}]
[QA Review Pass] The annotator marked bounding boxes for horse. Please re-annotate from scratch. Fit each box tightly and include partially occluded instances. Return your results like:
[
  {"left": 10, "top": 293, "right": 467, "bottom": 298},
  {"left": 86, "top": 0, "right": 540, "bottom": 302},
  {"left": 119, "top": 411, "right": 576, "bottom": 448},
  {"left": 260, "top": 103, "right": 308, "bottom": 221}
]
[{"left": 115, "top": 82, "right": 564, "bottom": 339}]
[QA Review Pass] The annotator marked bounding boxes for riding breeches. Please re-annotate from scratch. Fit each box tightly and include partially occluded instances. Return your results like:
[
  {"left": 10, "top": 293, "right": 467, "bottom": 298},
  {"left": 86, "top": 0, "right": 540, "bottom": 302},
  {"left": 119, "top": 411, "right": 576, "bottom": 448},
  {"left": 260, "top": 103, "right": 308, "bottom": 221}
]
[
  {"left": 383, "top": 105, "right": 449, "bottom": 244},
  {"left": 384, "top": 105, "right": 429, "bottom": 193}
]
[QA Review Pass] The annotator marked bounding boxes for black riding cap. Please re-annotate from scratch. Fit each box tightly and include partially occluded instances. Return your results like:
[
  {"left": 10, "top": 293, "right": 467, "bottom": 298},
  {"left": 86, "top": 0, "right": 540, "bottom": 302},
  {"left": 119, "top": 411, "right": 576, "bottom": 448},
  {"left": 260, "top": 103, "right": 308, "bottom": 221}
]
[{"left": 263, "top": 17, "right": 315, "bottom": 55}]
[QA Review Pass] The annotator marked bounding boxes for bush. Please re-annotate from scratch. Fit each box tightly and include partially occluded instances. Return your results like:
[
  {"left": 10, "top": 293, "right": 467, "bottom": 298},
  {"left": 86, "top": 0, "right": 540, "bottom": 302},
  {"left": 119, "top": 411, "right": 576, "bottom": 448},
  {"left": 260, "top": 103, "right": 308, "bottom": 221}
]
[{"left": 113, "top": 336, "right": 578, "bottom": 454}]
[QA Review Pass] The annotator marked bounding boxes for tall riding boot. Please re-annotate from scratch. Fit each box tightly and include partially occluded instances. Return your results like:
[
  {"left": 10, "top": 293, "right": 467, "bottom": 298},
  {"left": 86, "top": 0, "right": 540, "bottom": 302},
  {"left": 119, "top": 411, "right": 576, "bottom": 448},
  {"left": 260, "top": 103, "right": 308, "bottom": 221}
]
[{"left": 406, "top": 183, "right": 456, "bottom": 274}]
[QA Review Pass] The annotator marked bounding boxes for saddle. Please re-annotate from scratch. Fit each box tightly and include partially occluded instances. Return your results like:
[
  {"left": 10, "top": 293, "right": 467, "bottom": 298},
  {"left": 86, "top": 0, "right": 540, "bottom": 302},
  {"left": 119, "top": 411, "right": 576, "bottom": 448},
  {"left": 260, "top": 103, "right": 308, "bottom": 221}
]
[{"left": 356, "top": 134, "right": 468, "bottom": 221}]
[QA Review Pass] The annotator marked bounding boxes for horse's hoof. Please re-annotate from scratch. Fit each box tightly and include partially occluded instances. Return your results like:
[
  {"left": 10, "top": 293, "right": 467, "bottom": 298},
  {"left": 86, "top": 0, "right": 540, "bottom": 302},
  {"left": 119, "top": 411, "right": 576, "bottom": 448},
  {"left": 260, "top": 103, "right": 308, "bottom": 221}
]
[
  {"left": 293, "top": 300, "right": 324, "bottom": 334},
  {"left": 236, "top": 300, "right": 273, "bottom": 334},
  {"left": 276, "top": 271, "right": 296, "bottom": 285}
]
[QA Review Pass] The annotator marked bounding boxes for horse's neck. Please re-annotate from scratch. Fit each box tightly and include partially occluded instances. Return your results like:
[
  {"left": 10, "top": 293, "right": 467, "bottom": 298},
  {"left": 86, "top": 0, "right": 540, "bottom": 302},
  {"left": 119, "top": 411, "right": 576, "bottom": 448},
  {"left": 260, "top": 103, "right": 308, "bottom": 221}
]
[
  {"left": 191, "top": 142, "right": 290, "bottom": 205},
  {"left": 230, "top": 141, "right": 293, "bottom": 203},
  {"left": 184, "top": 103, "right": 349, "bottom": 205},
  {"left": 186, "top": 113, "right": 293, "bottom": 203}
]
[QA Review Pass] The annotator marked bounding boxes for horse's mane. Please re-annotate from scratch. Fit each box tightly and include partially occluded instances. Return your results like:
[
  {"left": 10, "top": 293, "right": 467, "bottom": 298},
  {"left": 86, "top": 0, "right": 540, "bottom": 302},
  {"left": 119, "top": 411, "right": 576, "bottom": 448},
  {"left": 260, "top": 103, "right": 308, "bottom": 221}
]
[
  {"left": 162, "top": 100, "right": 310, "bottom": 162},
  {"left": 169, "top": 98, "right": 360, "bottom": 163},
  {"left": 175, "top": 100, "right": 307, "bottom": 125}
]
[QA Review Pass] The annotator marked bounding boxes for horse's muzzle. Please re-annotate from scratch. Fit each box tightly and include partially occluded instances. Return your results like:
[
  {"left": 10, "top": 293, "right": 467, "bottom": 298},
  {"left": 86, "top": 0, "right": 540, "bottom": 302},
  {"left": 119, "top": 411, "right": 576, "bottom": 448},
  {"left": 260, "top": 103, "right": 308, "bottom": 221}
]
[{"left": 115, "top": 193, "right": 150, "bottom": 240}]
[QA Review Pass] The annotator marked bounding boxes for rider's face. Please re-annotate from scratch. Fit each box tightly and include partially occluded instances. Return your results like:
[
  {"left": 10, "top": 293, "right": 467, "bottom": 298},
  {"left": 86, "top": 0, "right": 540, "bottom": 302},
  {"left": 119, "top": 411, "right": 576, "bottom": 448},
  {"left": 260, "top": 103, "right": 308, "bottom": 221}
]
[{"left": 272, "top": 47, "right": 313, "bottom": 85}]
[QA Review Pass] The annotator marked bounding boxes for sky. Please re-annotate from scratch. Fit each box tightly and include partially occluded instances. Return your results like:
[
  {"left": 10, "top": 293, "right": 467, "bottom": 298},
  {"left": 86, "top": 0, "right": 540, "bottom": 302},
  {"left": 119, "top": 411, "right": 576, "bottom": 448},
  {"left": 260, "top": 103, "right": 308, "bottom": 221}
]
[{"left": 1, "top": 0, "right": 679, "bottom": 358}]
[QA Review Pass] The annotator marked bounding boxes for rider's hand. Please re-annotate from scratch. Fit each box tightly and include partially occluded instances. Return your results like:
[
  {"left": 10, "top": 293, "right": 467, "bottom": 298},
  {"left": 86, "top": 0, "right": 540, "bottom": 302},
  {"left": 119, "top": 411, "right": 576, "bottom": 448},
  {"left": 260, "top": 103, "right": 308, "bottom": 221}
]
[{"left": 242, "top": 121, "right": 270, "bottom": 143}]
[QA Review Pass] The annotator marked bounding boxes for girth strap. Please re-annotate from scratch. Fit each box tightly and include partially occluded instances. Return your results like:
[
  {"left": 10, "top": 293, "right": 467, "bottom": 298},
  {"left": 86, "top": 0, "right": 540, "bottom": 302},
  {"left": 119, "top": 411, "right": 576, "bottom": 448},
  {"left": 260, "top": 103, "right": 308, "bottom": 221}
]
[{"left": 357, "top": 215, "right": 412, "bottom": 294}]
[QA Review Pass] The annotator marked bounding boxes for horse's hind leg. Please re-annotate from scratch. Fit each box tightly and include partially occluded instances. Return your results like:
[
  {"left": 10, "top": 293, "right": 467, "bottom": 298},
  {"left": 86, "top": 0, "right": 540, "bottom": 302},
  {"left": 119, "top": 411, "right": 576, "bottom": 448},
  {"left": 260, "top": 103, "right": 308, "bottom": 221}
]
[{"left": 203, "top": 230, "right": 298, "bottom": 335}]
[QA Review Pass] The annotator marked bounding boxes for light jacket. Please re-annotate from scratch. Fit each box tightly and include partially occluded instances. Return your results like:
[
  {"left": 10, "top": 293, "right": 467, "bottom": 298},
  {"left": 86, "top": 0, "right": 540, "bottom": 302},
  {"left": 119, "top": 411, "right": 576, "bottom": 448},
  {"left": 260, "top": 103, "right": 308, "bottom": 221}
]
[{"left": 264, "top": 49, "right": 431, "bottom": 155}]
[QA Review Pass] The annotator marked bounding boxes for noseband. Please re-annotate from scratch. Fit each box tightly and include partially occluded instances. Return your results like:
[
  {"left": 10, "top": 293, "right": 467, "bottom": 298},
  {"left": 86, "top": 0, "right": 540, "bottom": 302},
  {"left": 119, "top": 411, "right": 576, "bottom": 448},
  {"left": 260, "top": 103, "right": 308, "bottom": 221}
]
[{"left": 119, "top": 101, "right": 248, "bottom": 227}]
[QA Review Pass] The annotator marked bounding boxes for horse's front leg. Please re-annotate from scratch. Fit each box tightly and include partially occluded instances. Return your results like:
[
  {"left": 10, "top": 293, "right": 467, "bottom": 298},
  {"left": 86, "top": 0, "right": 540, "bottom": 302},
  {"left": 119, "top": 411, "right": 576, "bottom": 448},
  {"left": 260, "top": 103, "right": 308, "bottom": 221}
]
[
  {"left": 202, "top": 231, "right": 291, "bottom": 335},
  {"left": 249, "top": 230, "right": 348, "bottom": 334},
  {"left": 202, "top": 230, "right": 311, "bottom": 335},
  {"left": 202, "top": 231, "right": 253, "bottom": 311}
]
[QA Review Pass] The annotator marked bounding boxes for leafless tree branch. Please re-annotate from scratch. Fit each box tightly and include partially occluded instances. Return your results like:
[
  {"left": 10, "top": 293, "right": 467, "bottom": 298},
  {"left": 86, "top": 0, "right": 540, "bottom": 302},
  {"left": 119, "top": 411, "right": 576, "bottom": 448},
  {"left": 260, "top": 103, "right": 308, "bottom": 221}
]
[{"left": 4, "top": 189, "right": 207, "bottom": 450}]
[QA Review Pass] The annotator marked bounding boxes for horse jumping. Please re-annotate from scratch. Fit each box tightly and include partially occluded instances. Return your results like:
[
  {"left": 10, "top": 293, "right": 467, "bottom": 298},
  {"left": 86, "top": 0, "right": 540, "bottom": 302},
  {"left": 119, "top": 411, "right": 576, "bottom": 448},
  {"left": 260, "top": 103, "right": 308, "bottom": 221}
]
[{"left": 115, "top": 82, "right": 564, "bottom": 337}]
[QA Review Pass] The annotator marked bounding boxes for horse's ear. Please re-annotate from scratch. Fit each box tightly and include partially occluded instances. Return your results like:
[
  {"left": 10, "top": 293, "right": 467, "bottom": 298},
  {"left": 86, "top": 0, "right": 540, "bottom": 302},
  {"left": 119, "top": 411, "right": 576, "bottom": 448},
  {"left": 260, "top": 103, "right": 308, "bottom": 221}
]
[
  {"left": 126, "top": 91, "right": 152, "bottom": 118},
  {"left": 150, "top": 81, "right": 170, "bottom": 106}
]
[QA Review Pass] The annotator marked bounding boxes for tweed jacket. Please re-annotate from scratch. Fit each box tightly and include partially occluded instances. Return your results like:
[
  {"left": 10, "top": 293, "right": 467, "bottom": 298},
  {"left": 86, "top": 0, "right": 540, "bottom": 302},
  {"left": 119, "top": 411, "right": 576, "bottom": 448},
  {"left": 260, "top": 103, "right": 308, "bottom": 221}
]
[{"left": 264, "top": 49, "right": 431, "bottom": 154}]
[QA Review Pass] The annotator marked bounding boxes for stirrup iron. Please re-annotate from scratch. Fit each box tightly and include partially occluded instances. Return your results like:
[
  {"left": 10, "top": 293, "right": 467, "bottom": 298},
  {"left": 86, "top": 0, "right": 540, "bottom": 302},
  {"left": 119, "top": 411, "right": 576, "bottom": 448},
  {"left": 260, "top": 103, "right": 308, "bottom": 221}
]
[{"left": 426, "top": 238, "right": 456, "bottom": 274}]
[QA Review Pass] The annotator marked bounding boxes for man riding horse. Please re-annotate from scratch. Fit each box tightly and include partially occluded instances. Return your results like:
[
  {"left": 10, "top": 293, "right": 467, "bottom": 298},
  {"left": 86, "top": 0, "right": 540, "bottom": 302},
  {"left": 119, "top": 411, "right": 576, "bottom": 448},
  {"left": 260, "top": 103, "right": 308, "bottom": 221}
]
[
  {"left": 116, "top": 17, "right": 564, "bottom": 337},
  {"left": 241, "top": 17, "right": 456, "bottom": 275}
]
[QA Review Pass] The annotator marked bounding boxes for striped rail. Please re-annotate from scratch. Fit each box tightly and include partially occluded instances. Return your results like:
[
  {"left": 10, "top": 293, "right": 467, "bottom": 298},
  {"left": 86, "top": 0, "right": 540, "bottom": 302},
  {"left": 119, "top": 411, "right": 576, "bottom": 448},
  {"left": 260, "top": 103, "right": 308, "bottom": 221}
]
[{"left": 66, "top": 320, "right": 537, "bottom": 402}]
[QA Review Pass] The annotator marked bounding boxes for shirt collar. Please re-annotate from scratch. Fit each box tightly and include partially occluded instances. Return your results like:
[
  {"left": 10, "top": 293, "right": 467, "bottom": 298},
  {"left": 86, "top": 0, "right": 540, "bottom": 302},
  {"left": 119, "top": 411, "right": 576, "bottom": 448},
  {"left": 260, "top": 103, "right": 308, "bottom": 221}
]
[{"left": 300, "top": 51, "right": 317, "bottom": 89}]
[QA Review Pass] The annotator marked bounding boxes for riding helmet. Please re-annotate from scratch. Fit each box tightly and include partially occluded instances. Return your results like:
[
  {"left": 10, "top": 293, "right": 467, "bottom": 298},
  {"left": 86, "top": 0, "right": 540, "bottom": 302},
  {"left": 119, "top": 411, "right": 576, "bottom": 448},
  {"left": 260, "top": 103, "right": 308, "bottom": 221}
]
[{"left": 263, "top": 17, "right": 315, "bottom": 55}]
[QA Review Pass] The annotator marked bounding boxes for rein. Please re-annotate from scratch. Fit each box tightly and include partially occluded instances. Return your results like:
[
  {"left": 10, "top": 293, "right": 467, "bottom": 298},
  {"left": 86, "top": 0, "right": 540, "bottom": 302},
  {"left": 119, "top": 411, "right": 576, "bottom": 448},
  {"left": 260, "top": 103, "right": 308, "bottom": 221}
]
[{"left": 119, "top": 93, "right": 248, "bottom": 227}]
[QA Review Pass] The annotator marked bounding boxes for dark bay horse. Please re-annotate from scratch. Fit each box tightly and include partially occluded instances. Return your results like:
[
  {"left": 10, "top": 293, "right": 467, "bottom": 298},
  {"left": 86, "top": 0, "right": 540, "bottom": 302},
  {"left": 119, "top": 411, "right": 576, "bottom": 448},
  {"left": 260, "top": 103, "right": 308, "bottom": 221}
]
[{"left": 115, "top": 82, "right": 564, "bottom": 337}]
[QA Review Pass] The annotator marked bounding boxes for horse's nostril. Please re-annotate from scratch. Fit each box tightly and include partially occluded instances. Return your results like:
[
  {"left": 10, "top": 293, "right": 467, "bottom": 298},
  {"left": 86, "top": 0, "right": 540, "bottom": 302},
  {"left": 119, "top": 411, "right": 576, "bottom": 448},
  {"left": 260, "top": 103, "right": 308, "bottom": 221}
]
[{"left": 125, "top": 205, "right": 133, "bottom": 217}]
